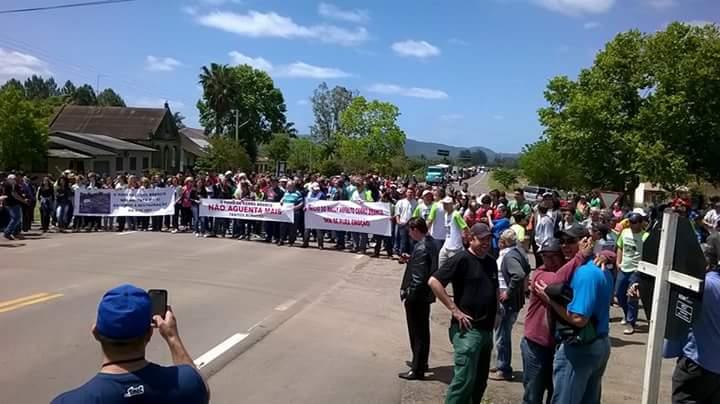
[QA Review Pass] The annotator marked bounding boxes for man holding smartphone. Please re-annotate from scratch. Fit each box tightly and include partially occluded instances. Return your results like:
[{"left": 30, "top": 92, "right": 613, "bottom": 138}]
[{"left": 51, "top": 284, "right": 209, "bottom": 404}]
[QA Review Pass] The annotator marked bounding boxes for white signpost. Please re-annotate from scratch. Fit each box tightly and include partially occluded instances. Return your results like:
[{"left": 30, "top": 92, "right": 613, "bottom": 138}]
[{"left": 637, "top": 212, "right": 705, "bottom": 404}]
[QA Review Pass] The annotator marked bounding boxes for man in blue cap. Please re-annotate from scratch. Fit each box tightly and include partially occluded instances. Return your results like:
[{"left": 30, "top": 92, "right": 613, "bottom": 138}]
[{"left": 51, "top": 284, "right": 209, "bottom": 403}]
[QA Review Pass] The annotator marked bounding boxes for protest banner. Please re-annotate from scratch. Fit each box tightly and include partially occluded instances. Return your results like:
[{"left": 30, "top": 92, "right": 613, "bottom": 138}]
[
  {"left": 199, "top": 199, "right": 294, "bottom": 223},
  {"left": 73, "top": 188, "right": 175, "bottom": 217},
  {"left": 305, "top": 200, "right": 392, "bottom": 236}
]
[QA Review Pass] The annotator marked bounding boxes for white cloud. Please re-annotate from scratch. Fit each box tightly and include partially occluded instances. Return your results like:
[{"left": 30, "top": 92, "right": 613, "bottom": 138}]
[
  {"left": 584, "top": 21, "right": 601, "bottom": 29},
  {"left": 277, "top": 62, "right": 350, "bottom": 79},
  {"left": 391, "top": 40, "right": 441, "bottom": 58},
  {"left": 448, "top": 38, "right": 470, "bottom": 46},
  {"left": 145, "top": 56, "right": 182, "bottom": 72},
  {"left": 367, "top": 83, "right": 449, "bottom": 100},
  {"left": 229, "top": 51, "right": 273, "bottom": 71},
  {"left": 646, "top": 0, "right": 677, "bottom": 9},
  {"left": 534, "top": 0, "right": 615, "bottom": 15},
  {"left": 318, "top": 3, "right": 369, "bottom": 23},
  {"left": 197, "top": 10, "right": 369, "bottom": 46},
  {"left": 228, "top": 51, "right": 350, "bottom": 79},
  {"left": 440, "top": 113, "right": 463, "bottom": 121},
  {"left": 200, "top": 0, "right": 244, "bottom": 4},
  {"left": 130, "top": 97, "right": 186, "bottom": 110},
  {"left": 297, "top": 99, "right": 309, "bottom": 106},
  {"left": 0, "top": 48, "right": 51, "bottom": 81}
]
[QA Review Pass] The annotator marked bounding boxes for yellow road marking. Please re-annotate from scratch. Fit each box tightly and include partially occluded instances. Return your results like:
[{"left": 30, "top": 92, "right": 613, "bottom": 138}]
[
  {"left": 0, "top": 293, "right": 64, "bottom": 313},
  {"left": 0, "top": 293, "right": 49, "bottom": 309}
]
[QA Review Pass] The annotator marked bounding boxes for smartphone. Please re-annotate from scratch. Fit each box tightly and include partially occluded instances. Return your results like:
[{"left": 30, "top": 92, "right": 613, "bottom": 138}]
[{"left": 148, "top": 289, "right": 168, "bottom": 320}]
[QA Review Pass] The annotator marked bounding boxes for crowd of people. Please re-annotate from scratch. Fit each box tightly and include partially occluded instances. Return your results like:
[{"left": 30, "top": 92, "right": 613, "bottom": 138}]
[
  {"left": 5, "top": 169, "right": 720, "bottom": 403},
  {"left": 397, "top": 185, "right": 720, "bottom": 404}
]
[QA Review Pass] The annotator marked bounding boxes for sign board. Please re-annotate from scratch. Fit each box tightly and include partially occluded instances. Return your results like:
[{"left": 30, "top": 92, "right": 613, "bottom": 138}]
[
  {"left": 198, "top": 199, "right": 294, "bottom": 223},
  {"left": 73, "top": 188, "right": 174, "bottom": 217},
  {"left": 599, "top": 191, "right": 622, "bottom": 209},
  {"left": 305, "top": 200, "right": 392, "bottom": 236},
  {"left": 436, "top": 149, "right": 450, "bottom": 157},
  {"left": 637, "top": 212, "right": 706, "bottom": 404}
]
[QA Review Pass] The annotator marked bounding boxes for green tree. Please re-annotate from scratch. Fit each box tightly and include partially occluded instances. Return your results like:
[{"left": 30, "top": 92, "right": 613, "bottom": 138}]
[
  {"left": 61, "top": 80, "right": 76, "bottom": 98},
  {"left": 23, "top": 75, "right": 59, "bottom": 99},
  {"left": 538, "top": 23, "right": 720, "bottom": 190},
  {"left": 310, "top": 82, "right": 356, "bottom": 154},
  {"left": 265, "top": 133, "right": 291, "bottom": 162},
  {"left": 519, "top": 139, "right": 584, "bottom": 190},
  {"left": 1, "top": 79, "right": 25, "bottom": 95},
  {"left": 198, "top": 63, "right": 287, "bottom": 162},
  {"left": 0, "top": 87, "right": 48, "bottom": 170},
  {"left": 173, "top": 112, "right": 186, "bottom": 129},
  {"left": 491, "top": 167, "right": 518, "bottom": 190},
  {"left": 196, "top": 136, "right": 250, "bottom": 172},
  {"left": 72, "top": 84, "right": 97, "bottom": 105},
  {"left": 287, "top": 137, "right": 322, "bottom": 172},
  {"left": 470, "top": 149, "right": 488, "bottom": 166},
  {"left": 337, "top": 96, "right": 406, "bottom": 173},
  {"left": 96, "top": 88, "right": 126, "bottom": 107}
]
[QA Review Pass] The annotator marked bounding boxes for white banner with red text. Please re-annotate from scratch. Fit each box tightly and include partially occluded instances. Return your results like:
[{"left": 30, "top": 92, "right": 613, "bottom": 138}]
[
  {"left": 305, "top": 200, "right": 392, "bottom": 236},
  {"left": 198, "top": 199, "right": 294, "bottom": 223},
  {"left": 73, "top": 188, "right": 175, "bottom": 217}
]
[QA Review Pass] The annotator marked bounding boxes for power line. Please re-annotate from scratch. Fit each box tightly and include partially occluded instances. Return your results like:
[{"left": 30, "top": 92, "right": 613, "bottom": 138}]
[{"left": 0, "top": 0, "right": 137, "bottom": 15}]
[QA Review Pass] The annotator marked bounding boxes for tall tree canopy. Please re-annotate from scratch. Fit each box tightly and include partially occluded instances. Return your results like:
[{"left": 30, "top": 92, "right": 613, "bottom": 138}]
[
  {"left": 96, "top": 88, "right": 126, "bottom": 107},
  {"left": 72, "top": 84, "right": 97, "bottom": 106},
  {"left": 533, "top": 22, "right": 720, "bottom": 191},
  {"left": 0, "top": 87, "right": 48, "bottom": 170},
  {"left": 198, "top": 63, "right": 287, "bottom": 162},
  {"left": 310, "top": 82, "right": 355, "bottom": 153},
  {"left": 196, "top": 135, "right": 250, "bottom": 173},
  {"left": 336, "top": 96, "right": 406, "bottom": 174}
]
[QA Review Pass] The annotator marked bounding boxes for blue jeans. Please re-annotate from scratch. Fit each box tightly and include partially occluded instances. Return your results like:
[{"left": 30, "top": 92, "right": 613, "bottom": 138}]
[
  {"left": 615, "top": 270, "right": 638, "bottom": 326},
  {"left": 4, "top": 205, "right": 22, "bottom": 237},
  {"left": 494, "top": 301, "right": 518, "bottom": 375},
  {"left": 551, "top": 337, "right": 611, "bottom": 404},
  {"left": 56, "top": 202, "right": 71, "bottom": 229},
  {"left": 395, "top": 224, "right": 410, "bottom": 254},
  {"left": 521, "top": 337, "right": 554, "bottom": 404}
]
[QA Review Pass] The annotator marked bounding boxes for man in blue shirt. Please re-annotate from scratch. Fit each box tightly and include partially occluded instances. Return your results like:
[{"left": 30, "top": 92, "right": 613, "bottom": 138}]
[
  {"left": 51, "top": 284, "right": 209, "bottom": 404},
  {"left": 671, "top": 235, "right": 720, "bottom": 404},
  {"left": 535, "top": 254, "right": 614, "bottom": 404}
]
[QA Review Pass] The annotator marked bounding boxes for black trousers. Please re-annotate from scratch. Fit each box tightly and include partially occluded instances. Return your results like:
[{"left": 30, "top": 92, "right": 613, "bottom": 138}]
[
  {"left": 405, "top": 301, "right": 431, "bottom": 372},
  {"left": 672, "top": 356, "right": 720, "bottom": 404}
]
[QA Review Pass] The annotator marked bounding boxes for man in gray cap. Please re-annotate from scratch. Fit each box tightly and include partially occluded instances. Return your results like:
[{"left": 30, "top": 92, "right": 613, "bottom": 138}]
[{"left": 429, "top": 223, "right": 498, "bottom": 403}]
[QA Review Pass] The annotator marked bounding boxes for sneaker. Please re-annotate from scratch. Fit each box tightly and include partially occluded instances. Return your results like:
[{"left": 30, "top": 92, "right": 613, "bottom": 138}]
[
  {"left": 3, "top": 234, "right": 15, "bottom": 241},
  {"left": 171, "top": 229, "right": 178, "bottom": 234},
  {"left": 623, "top": 326, "right": 636, "bottom": 335},
  {"left": 203, "top": 234, "right": 209, "bottom": 238},
  {"left": 488, "top": 370, "right": 513, "bottom": 381},
  {"left": 620, "top": 319, "right": 627, "bottom": 325}
]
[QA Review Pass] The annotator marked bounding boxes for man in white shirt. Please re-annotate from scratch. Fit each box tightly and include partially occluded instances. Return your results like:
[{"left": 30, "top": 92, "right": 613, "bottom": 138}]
[
  {"left": 439, "top": 196, "right": 470, "bottom": 268},
  {"left": 395, "top": 189, "right": 418, "bottom": 255},
  {"left": 427, "top": 189, "right": 448, "bottom": 252}
]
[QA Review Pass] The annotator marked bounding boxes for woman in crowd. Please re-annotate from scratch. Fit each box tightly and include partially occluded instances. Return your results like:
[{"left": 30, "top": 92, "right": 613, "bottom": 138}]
[
  {"left": 55, "top": 176, "right": 72, "bottom": 232},
  {"left": 37, "top": 176, "right": 55, "bottom": 233},
  {"left": 102, "top": 176, "right": 114, "bottom": 231}
]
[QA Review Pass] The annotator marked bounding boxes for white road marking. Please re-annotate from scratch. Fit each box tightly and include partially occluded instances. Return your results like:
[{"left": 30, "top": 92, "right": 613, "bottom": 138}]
[
  {"left": 116, "top": 231, "right": 137, "bottom": 236},
  {"left": 194, "top": 333, "right": 249, "bottom": 369},
  {"left": 274, "top": 299, "right": 297, "bottom": 312}
]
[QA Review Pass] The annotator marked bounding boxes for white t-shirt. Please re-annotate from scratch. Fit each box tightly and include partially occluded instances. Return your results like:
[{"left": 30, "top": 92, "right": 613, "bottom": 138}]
[
  {"left": 443, "top": 210, "right": 468, "bottom": 251},
  {"left": 497, "top": 248, "right": 509, "bottom": 291},
  {"left": 428, "top": 203, "right": 447, "bottom": 240},
  {"left": 395, "top": 198, "right": 417, "bottom": 225}
]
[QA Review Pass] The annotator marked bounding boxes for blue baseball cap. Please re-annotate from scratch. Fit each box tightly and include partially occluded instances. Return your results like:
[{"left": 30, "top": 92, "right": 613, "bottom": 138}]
[{"left": 96, "top": 284, "right": 152, "bottom": 340}]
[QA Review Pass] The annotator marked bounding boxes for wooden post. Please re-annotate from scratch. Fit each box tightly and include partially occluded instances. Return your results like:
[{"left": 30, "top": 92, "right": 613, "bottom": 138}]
[{"left": 641, "top": 212, "right": 678, "bottom": 404}]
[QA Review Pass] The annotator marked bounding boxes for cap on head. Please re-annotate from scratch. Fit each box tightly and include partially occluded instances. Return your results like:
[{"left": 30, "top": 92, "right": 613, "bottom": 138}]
[
  {"left": 96, "top": 284, "right": 152, "bottom": 340},
  {"left": 470, "top": 223, "right": 492, "bottom": 239},
  {"left": 628, "top": 213, "right": 643, "bottom": 224},
  {"left": 422, "top": 190, "right": 432, "bottom": 198},
  {"left": 441, "top": 196, "right": 454, "bottom": 204},
  {"left": 540, "top": 238, "right": 561, "bottom": 253},
  {"left": 557, "top": 226, "right": 588, "bottom": 240}
]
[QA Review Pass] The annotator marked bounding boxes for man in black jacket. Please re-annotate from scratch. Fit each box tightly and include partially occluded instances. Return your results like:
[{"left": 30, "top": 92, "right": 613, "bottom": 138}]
[{"left": 399, "top": 217, "right": 438, "bottom": 380}]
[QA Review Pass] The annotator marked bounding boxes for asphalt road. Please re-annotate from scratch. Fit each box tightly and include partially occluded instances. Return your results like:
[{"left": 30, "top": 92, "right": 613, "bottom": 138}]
[
  {"left": 462, "top": 171, "right": 491, "bottom": 196},
  {"left": 0, "top": 231, "right": 372, "bottom": 403}
]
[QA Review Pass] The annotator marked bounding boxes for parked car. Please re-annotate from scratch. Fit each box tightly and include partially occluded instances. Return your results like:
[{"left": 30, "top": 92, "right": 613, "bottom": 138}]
[{"left": 523, "top": 185, "right": 562, "bottom": 203}]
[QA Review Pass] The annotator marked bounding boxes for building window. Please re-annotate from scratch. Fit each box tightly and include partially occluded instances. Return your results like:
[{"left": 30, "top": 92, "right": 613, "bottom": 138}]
[
  {"left": 171, "top": 146, "right": 177, "bottom": 168},
  {"left": 116, "top": 157, "right": 124, "bottom": 171},
  {"left": 129, "top": 157, "right": 137, "bottom": 170},
  {"left": 142, "top": 157, "right": 149, "bottom": 169}
]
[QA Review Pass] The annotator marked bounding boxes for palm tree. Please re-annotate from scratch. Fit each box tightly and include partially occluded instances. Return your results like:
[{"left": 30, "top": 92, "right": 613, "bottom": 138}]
[{"left": 199, "top": 63, "right": 236, "bottom": 136}]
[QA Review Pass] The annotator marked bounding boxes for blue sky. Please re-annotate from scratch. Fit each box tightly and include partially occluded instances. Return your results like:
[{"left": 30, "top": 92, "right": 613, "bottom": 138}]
[{"left": 0, "top": 0, "right": 716, "bottom": 152}]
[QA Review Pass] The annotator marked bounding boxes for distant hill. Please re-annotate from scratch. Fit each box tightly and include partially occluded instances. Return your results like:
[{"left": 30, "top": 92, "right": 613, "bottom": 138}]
[{"left": 404, "top": 139, "right": 515, "bottom": 162}]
